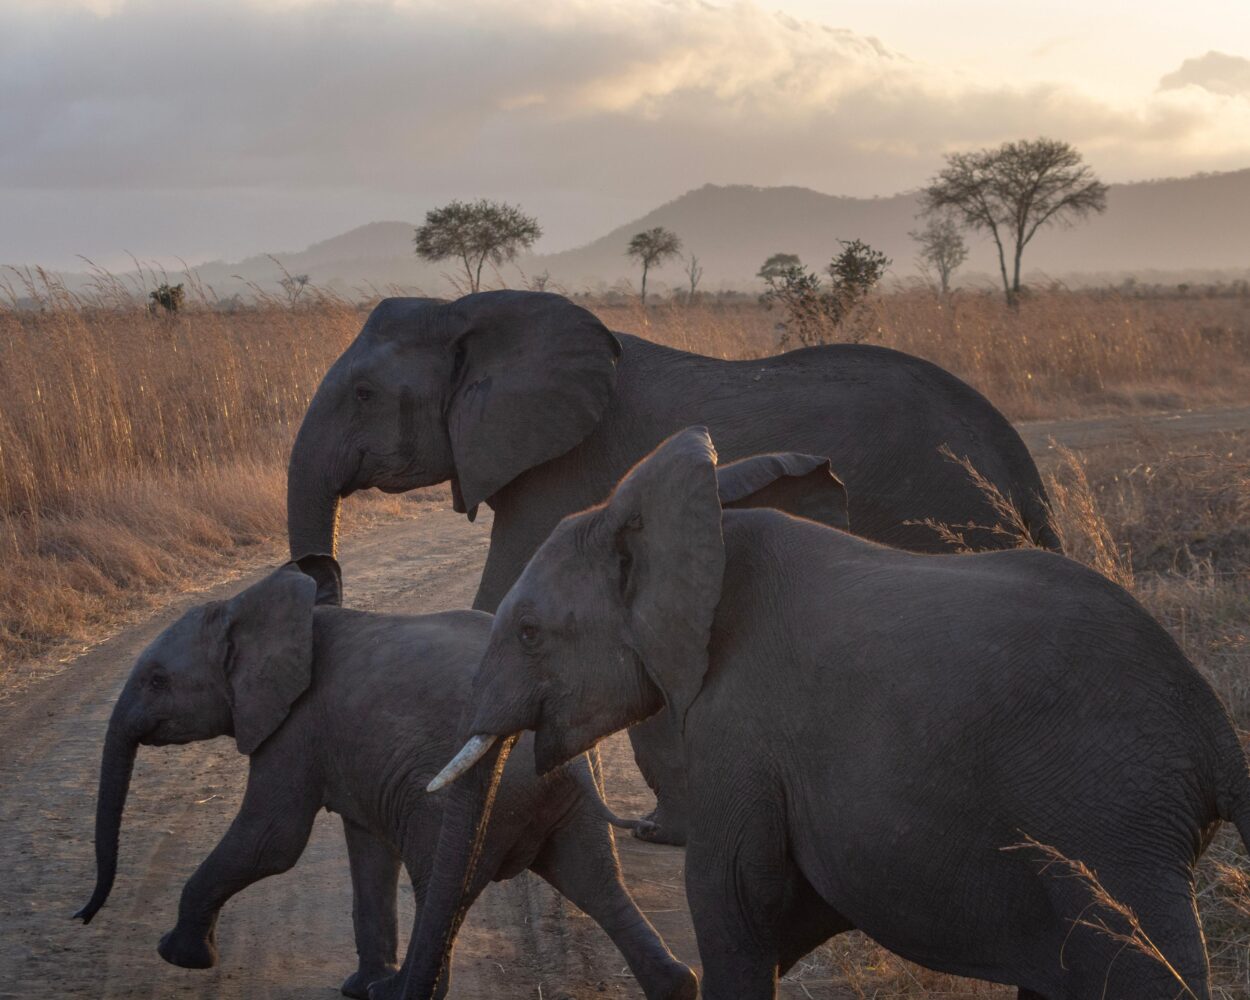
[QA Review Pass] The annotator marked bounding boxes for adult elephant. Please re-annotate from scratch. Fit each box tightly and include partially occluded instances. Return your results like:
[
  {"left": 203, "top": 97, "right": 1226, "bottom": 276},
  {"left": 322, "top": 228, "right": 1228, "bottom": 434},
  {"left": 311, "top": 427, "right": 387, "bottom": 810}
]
[
  {"left": 287, "top": 290, "right": 1058, "bottom": 844},
  {"left": 429, "top": 429, "right": 1250, "bottom": 1000}
]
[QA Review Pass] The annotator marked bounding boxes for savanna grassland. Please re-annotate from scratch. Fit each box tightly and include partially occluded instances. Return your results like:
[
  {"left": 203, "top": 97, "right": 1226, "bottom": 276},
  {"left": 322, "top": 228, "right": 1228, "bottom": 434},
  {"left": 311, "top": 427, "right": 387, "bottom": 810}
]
[{"left": 3, "top": 277, "right": 1250, "bottom": 995}]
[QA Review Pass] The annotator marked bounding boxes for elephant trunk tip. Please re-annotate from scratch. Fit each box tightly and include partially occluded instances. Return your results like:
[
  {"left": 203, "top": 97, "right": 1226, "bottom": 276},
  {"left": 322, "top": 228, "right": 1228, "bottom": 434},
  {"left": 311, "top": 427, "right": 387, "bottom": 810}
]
[{"left": 74, "top": 889, "right": 108, "bottom": 924}]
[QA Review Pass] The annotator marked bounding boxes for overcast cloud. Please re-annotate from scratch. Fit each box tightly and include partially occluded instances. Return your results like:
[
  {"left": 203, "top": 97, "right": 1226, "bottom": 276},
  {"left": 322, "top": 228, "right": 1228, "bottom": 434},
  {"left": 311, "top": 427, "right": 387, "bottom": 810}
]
[{"left": 2, "top": 0, "right": 1248, "bottom": 268}]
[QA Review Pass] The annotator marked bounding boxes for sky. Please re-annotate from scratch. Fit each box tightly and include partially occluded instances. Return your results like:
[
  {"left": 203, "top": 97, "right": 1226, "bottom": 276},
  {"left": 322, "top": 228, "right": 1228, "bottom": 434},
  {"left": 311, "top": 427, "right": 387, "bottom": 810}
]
[{"left": 2, "top": 0, "right": 1248, "bottom": 270}]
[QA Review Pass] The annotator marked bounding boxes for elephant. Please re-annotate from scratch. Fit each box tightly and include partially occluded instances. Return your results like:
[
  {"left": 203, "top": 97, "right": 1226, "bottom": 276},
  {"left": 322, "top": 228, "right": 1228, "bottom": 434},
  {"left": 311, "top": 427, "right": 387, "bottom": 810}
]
[
  {"left": 287, "top": 289, "right": 1060, "bottom": 844},
  {"left": 427, "top": 427, "right": 1250, "bottom": 1000},
  {"left": 74, "top": 556, "right": 696, "bottom": 1000}
]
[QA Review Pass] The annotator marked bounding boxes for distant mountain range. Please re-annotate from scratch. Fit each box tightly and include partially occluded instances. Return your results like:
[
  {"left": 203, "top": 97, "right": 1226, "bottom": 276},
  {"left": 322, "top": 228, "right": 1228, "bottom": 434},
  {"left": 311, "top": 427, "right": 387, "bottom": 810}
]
[{"left": 58, "top": 169, "right": 1250, "bottom": 298}]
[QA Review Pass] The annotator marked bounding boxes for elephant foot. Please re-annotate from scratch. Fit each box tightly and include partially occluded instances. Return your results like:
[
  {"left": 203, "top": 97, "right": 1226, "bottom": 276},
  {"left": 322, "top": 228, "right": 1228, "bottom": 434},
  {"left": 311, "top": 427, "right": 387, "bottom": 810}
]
[
  {"left": 157, "top": 926, "right": 218, "bottom": 969},
  {"left": 366, "top": 970, "right": 407, "bottom": 1000},
  {"left": 632, "top": 805, "right": 687, "bottom": 847},
  {"left": 342, "top": 964, "right": 399, "bottom": 999},
  {"left": 646, "top": 960, "right": 699, "bottom": 1000}
]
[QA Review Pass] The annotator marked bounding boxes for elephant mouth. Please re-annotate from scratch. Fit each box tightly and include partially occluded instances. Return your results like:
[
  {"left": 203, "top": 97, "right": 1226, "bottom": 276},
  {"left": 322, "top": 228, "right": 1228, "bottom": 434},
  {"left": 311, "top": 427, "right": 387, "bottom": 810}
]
[
  {"left": 351, "top": 449, "right": 444, "bottom": 495},
  {"left": 141, "top": 719, "right": 206, "bottom": 748}
]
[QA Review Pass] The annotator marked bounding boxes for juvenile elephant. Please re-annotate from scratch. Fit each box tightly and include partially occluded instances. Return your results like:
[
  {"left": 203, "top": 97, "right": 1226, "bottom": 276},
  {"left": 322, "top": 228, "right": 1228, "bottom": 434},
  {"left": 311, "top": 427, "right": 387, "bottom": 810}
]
[
  {"left": 75, "top": 557, "right": 696, "bottom": 1000},
  {"left": 428, "top": 428, "right": 1250, "bottom": 1000},
  {"left": 288, "top": 290, "right": 1059, "bottom": 843}
]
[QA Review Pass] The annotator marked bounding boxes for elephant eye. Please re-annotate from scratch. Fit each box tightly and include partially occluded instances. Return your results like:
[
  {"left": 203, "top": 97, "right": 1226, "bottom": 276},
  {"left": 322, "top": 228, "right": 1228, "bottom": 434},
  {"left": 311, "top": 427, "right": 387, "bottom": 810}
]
[
  {"left": 355, "top": 385, "right": 374, "bottom": 402},
  {"left": 148, "top": 670, "right": 169, "bottom": 692},
  {"left": 450, "top": 343, "right": 467, "bottom": 380},
  {"left": 518, "top": 619, "right": 541, "bottom": 650},
  {"left": 618, "top": 549, "right": 633, "bottom": 597}
]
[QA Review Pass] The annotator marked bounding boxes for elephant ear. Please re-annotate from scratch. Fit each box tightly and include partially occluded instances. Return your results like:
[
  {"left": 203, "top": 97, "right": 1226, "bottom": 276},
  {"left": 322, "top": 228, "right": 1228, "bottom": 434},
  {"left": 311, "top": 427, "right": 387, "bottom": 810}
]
[
  {"left": 717, "top": 453, "right": 850, "bottom": 530},
  {"left": 446, "top": 291, "right": 622, "bottom": 512},
  {"left": 291, "top": 552, "right": 343, "bottom": 606},
  {"left": 219, "top": 566, "right": 316, "bottom": 755},
  {"left": 606, "top": 427, "right": 725, "bottom": 728}
]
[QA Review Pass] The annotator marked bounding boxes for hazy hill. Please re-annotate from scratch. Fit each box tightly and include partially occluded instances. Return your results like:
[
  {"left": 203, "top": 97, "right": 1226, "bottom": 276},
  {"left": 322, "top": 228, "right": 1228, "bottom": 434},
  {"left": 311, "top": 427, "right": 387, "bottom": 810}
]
[
  {"left": 181, "top": 221, "right": 446, "bottom": 296},
  {"left": 540, "top": 170, "right": 1250, "bottom": 292},
  {"left": 57, "top": 169, "right": 1250, "bottom": 298}
]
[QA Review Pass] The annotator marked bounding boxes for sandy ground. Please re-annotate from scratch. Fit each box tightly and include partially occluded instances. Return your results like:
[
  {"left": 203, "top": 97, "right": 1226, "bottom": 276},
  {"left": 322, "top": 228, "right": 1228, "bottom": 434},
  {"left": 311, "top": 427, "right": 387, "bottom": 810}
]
[{"left": 3, "top": 404, "right": 1248, "bottom": 999}]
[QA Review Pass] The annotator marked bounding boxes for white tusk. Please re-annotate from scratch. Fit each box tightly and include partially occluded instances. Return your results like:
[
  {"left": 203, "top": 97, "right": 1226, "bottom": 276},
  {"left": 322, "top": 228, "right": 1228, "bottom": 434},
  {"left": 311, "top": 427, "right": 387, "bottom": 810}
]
[{"left": 426, "top": 734, "right": 499, "bottom": 793}]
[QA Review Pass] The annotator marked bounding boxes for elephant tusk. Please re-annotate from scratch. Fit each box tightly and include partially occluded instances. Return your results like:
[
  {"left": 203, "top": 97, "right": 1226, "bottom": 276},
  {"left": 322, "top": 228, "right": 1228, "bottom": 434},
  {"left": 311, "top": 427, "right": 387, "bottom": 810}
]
[{"left": 426, "top": 734, "right": 499, "bottom": 792}]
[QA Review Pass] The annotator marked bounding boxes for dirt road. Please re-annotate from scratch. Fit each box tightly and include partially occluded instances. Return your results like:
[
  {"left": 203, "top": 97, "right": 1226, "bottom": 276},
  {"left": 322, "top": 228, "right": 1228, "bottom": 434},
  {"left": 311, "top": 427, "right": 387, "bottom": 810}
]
[{"left": 3, "top": 405, "right": 1248, "bottom": 999}]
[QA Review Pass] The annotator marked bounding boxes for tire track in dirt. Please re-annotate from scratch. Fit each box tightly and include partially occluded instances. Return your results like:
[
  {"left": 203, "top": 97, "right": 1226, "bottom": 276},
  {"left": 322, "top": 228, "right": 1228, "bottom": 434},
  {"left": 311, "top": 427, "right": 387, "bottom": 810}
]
[{"left": 4, "top": 405, "right": 1249, "bottom": 999}]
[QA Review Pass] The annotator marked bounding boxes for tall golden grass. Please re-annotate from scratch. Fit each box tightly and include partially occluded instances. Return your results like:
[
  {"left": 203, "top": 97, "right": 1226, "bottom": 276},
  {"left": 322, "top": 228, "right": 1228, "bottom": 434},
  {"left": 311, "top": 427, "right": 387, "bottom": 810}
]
[
  {"left": 600, "top": 287, "right": 1250, "bottom": 419},
  {"left": 2, "top": 281, "right": 1247, "bottom": 679},
  {"left": 0, "top": 284, "right": 380, "bottom": 679}
]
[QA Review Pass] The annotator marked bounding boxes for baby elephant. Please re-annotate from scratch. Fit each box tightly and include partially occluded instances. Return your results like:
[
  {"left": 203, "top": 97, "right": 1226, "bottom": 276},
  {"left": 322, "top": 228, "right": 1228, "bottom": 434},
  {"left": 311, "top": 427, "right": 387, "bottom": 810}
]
[
  {"left": 432, "top": 428, "right": 1250, "bottom": 1000},
  {"left": 76, "top": 556, "right": 696, "bottom": 1000}
]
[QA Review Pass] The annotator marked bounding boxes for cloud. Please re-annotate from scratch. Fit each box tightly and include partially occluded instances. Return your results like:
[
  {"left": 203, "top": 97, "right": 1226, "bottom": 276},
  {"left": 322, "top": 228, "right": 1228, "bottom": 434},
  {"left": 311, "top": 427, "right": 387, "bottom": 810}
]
[
  {"left": 1, "top": 0, "right": 1248, "bottom": 266},
  {"left": 1160, "top": 51, "right": 1250, "bottom": 97}
]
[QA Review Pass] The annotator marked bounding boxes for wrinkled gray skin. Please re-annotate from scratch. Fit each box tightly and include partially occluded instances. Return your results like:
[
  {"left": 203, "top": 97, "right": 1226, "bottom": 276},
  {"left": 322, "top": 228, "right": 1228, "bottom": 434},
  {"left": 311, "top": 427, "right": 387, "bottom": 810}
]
[
  {"left": 75, "top": 556, "right": 696, "bottom": 1000},
  {"left": 440, "top": 428, "right": 1250, "bottom": 1000},
  {"left": 286, "top": 290, "right": 1059, "bottom": 846}
]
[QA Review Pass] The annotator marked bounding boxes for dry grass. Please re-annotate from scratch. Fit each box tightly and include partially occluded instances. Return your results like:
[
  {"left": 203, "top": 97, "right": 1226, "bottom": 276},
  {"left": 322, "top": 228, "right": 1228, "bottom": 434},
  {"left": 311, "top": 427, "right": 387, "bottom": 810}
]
[
  {"left": 597, "top": 286, "right": 1250, "bottom": 421},
  {"left": 0, "top": 282, "right": 443, "bottom": 681}
]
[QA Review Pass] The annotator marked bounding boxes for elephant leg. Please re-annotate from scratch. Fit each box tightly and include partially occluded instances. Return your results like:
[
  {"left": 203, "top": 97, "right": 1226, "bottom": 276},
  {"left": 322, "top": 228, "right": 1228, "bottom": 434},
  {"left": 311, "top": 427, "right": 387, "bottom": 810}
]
[
  {"left": 627, "top": 711, "right": 689, "bottom": 845},
  {"left": 158, "top": 765, "right": 319, "bottom": 970},
  {"left": 364, "top": 881, "right": 446, "bottom": 1000},
  {"left": 340, "top": 819, "right": 403, "bottom": 1000},
  {"left": 683, "top": 802, "right": 789, "bottom": 1000},
  {"left": 776, "top": 870, "right": 854, "bottom": 976},
  {"left": 530, "top": 805, "right": 698, "bottom": 1000}
]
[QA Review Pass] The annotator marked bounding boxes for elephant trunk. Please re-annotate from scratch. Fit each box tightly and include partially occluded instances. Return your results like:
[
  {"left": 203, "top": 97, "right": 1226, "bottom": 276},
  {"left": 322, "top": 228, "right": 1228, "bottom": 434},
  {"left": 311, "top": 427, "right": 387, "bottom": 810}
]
[
  {"left": 286, "top": 404, "right": 345, "bottom": 560},
  {"left": 404, "top": 733, "right": 517, "bottom": 998},
  {"left": 76, "top": 706, "right": 141, "bottom": 923}
]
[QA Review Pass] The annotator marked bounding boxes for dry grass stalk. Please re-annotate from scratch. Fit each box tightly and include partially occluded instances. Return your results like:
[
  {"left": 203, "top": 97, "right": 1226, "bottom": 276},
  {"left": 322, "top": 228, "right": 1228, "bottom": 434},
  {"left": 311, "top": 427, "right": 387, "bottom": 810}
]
[
  {"left": 1004, "top": 835, "right": 1200, "bottom": 1000},
  {"left": 1042, "top": 442, "right": 1135, "bottom": 589},
  {"left": 904, "top": 445, "right": 1043, "bottom": 552}
]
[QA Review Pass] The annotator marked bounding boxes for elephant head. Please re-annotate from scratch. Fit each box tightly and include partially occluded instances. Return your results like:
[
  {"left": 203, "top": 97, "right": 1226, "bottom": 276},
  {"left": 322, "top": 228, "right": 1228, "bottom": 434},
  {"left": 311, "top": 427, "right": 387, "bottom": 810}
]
[
  {"left": 429, "top": 430, "right": 847, "bottom": 781},
  {"left": 287, "top": 291, "right": 621, "bottom": 558},
  {"left": 75, "top": 556, "right": 339, "bottom": 924}
]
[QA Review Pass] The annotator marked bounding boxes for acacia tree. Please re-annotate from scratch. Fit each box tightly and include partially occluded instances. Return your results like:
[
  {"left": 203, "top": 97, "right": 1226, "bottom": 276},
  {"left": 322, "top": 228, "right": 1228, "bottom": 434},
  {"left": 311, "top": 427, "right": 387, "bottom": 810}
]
[
  {"left": 757, "top": 252, "right": 802, "bottom": 283},
  {"left": 909, "top": 214, "right": 968, "bottom": 294},
  {"left": 414, "top": 199, "right": 542, "bottom": 293},
  {"left": 921, "top": 137, "right": 1107, "bottom": 305},
  {"left": 626, "top": 227, "right": 682, "bottom": 306}
]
